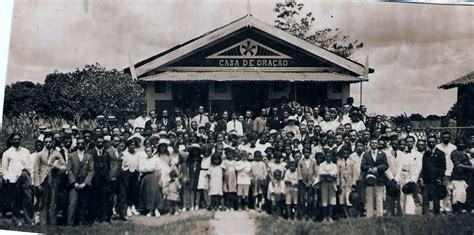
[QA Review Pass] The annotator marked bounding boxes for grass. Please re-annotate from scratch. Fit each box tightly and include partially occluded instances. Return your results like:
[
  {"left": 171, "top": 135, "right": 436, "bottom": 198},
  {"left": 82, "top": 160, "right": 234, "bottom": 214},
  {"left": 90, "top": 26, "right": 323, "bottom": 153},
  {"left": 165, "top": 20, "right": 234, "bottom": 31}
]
[
  {"left": 0, "top": 211, "right": 215, "bottom": 234},
  {"left": 254, "top": 213, "right": 474, "bottom": 235}
]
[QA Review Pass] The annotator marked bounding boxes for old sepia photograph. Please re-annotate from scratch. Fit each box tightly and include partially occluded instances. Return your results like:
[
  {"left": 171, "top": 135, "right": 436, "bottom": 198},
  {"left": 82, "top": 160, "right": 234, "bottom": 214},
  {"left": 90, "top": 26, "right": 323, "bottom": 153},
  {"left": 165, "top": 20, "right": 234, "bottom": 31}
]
[{"left": 0, "top": 0, "right": 473, "bottom": 234}]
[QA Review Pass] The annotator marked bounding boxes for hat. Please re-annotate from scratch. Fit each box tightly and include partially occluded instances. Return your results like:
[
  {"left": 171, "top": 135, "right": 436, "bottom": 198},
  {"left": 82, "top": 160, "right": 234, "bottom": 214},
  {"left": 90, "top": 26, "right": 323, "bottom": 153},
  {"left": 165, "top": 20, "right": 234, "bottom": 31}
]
[
  {"left": 365, "top": 173, "right": 377, "bottom": 186},
  {"left": 168, "top": 131, "right": 176, "bottom": 137},
  {"left": 97, "top": 115, "right": 105, "bottom": 119},
  {"left": 402, "top": 182, "right": 417, "bottom": 194},
  {"left": 157, "top": 139, "right": 170, "bottom": 146},
  {"left": 386, "top": 179, "right": 400, "bottom": 197},
  {"left": 149, "top": 133, "right": 160, "bottom": 140},
  {"left": 38, "top": 125, "right": 47, "bottom": 131},
  {"left": 64, "top": 129, "right": 73, "bottom": 134},
  {"left": 188, "top": 143, "right": 201, "bottom": 151},
  {"left": 62, "top": 124, "right": 71, "bottom": 130},
  {"left": 128, "top": 133, "right": 145, "bottom": 142},
  {"left": 287, "top": 116, "right": 297, "bottom": 122},
  {"left": 269, "top": 129, "right": 278, "bottom": 135},
  {"left": 71, "top": 125, "right": 78, "bottom": 131},
  {"left": 158, "top": 130, "right": 168, "bottom": 136},
  {"left": 348, "top": 189, "right": 360, "bottom": 205},
  {"left": 228, "top": 130, "right": 238, "bottom": 136}
]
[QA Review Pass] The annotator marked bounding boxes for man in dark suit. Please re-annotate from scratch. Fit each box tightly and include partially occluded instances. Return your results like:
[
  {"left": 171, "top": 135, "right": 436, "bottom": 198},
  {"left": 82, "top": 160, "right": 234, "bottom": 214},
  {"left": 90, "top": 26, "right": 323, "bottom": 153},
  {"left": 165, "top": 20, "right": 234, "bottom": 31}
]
[
  {"left": 158, "top": 110, "right": 175, "bottom": 131},
  {"left": 87, "top": 135, "right": 111, "bottom": 223},
  {"left": 215, "top": 111, "right": 229, "bottom": 134},
  {"left": 267, "top": 107, "right": 283, "bottom": 130},
  {"left": 420, "top": 135, "right": 446, "bottom": 215},
  {"left": 242, "top": 110, "right": 254, "bottom": 135},
  {"left": 107, "top": 135, "right": 127, "bottom": 221},
  {"left": 361, "top": 138, "right": 388, "bottom": 217},
  {"left": 67, "top": 137, "right": 94, "bottom": 226},
  {"left": 144, "top": 110, "right": 158, "bottom": 128}
]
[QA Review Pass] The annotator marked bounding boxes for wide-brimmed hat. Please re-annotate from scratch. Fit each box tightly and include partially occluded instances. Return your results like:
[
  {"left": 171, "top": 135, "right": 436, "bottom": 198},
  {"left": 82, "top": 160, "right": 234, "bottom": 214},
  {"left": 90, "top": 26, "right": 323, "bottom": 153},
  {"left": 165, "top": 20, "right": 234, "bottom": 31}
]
[
  {"left": 402, "top": 182, "right": 417, "bottom": 194},
  {"left": 157, "top": 139, "right": 170, "bottom": 146},
  {"left": 366, "top": 173, "right": 377, "bottom": 186},
  {"left": 188, "top": 143, "right": 201, "bottom": 150},
  {"left": 349, "top": 189, "right": 360, "bottom": 205},
  {"left": 286, "top": 116, "right": 298, "bottom": 123},
  {"left": 269, "top": 129, "right": 278, "bottom": 135},
  {"left": 228, "top": 130, "right": 238, "bottom": 137},
  {"left": 386, "top": 179, "right": 400, "bottom": 197},
  {"left": 158, "top": 130, "right": 168, "bottom": 136}
]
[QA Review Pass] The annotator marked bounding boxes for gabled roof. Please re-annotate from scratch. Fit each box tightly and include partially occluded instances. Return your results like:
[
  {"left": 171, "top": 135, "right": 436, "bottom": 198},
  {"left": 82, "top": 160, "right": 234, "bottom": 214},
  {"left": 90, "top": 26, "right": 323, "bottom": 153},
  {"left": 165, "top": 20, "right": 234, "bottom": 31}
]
[
  {"left": 439, "top": 71, "right": 474, "bottom": 89},
  {"left": 126, "top": 14, "right": 374, "bottom": 77}
]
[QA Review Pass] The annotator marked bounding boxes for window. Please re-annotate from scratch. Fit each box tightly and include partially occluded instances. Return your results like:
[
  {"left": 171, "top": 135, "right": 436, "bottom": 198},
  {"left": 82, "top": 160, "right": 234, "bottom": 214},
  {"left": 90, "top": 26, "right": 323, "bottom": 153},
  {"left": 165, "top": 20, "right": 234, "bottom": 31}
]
[
  {"left": 155, "top": 82, "right": 167, "bottom": 93},
  {"left": 214, "top": 82, "right": 227, "bottom": 93},
  {"left": 332, "top": 83, "right": 342, "bottom": 93},
  {"left": 273, "top": 82, "right": 288, "bottom": 93}
]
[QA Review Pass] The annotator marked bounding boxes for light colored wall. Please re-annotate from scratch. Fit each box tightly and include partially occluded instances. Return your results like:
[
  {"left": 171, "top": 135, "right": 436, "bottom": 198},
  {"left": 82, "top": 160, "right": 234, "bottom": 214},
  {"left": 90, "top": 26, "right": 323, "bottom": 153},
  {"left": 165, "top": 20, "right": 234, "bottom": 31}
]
[
  {"left": 326, "top": 82, "right": 350, "bottom": 101},
  {"left": 146, "top": 82, "right": 172, "bottom": 111}
]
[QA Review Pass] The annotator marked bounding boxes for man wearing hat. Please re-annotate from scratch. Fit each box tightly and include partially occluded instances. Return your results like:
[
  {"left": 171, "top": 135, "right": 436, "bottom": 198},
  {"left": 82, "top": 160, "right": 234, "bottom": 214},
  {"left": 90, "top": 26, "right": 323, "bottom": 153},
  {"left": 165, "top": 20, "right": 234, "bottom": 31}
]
[
  {"left": 420, "top": 135, "right": 446, "bottom": 215},
  {"left": 361, "top": 139, "right": 388, "bottom": 217},
  {"left": 283, "top": 116, "right": 300, "bottom": 140}
]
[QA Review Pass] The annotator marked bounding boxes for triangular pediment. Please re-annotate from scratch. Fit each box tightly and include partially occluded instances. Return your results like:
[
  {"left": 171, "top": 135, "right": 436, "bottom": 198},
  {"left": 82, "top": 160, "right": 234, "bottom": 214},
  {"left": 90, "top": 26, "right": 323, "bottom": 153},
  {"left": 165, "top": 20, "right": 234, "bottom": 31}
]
[
  {"left": 207, "top": 38, "right": 291, "bottom": 59},
  {"left": 133, "top": 15, "right": 372, "bottom": 77}
]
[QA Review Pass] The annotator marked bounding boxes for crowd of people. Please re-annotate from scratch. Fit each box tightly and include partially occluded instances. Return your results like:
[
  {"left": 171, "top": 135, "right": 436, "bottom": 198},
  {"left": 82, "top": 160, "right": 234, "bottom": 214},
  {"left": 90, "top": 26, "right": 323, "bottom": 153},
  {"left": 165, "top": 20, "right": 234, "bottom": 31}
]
[{"left": 1, "top": 96, "right": 474, "bottom": 227}]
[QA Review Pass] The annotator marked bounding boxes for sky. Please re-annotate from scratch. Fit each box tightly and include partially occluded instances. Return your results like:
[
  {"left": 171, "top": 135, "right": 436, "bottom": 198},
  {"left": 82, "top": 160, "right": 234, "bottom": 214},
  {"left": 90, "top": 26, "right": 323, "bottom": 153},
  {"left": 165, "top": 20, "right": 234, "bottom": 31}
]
[{"left": 5, "top": 0, "right": 474, "bottom": 116}]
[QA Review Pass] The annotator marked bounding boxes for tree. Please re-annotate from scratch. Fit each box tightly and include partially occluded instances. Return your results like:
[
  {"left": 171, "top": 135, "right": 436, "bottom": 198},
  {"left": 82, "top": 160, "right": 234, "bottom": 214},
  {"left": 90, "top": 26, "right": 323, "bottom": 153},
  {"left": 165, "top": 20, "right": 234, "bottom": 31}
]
[
  {"left": 3, "top": 81, "right": 46, "bottom": 117},
  {"left": 42, "top": 63, "right": 145, "bottom": 121},
  {"left": 274, "top": 0, "right": 363, "bottom": 58}
]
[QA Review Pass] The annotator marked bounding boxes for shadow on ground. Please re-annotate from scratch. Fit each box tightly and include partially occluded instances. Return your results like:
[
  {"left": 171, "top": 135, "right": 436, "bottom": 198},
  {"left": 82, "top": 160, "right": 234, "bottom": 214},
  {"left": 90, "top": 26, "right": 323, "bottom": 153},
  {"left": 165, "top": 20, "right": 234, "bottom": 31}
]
[
  {"left": 253, "top": 213, "right": 474, "bottom": 235},
  {"left": 0, "top": 210, "right": 214, "bottom": 234}
]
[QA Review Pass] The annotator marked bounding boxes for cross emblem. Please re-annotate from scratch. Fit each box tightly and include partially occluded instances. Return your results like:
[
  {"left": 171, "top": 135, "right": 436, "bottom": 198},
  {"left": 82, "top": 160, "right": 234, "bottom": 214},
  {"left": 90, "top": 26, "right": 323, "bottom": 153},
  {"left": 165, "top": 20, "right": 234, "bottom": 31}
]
[{"left": 240, "top": 40, "right": 257, "bottom": 56}]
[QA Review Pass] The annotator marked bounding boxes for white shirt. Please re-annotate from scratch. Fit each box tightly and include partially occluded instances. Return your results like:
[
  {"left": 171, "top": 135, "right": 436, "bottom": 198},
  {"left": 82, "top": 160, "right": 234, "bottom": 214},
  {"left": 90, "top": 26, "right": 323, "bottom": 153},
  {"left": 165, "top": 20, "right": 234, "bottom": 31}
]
[
  {"left": 320, "top": 120, "right": 340, "bottom": 133},
  {"left": 395, "top": 149, "right": 423, "bottom": 183},
  {"left": 138, "top": 155, "right": 160, "bottom": 173},
  {"left": 133, "top": 116, "right": 150, "bottom": 129},
  {"left": 77, "top": 150, "right": 85, "bottom": 162},
  {"left": 235, "top": 160, "right": 252, "bottom": 185},
  {"left": 436, "top": 143, "right": 457, "bottom": 176},
  {"left": 191, "top": 114, "right": 209, "bottom": 128},
  {"left": 226, "top": 120, "right": 243, "bottom": 136},
  {"left": 122, "top": 150, "right": 145, "bottom": 172},
  {"left": 351, "top": 121, "right": 366, "bottom": 132},
  {"left": 1, "top": 147, "right": 31, "bottom": 183}
]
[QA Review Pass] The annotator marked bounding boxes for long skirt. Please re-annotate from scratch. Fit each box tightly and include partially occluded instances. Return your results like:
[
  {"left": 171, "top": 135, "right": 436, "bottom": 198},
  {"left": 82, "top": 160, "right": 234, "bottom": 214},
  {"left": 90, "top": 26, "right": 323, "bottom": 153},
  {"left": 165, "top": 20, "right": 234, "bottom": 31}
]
[{"left": 139, "top": 172, "right": 162, "bottom": 211}]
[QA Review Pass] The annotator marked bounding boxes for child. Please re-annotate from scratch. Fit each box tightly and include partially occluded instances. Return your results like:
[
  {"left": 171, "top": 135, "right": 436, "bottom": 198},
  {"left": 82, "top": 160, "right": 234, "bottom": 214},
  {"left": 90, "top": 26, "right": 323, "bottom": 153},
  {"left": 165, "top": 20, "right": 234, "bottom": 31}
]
[
  {"left": 235, "top": 151, "right": 252, "bottom": 210},
  {"left": 207, "top": 153, "right": 225, "bottom": 211},
  {"left": 251, "top": 151, "right": 268, "bottom": 210},
  {"left": 268, "top": 169, "right": 285, "bottom": 217},
  {"left": 222, "top": 148, "right": 237, "bottom": 210},
  {"left": 337, "top": 147, "right": 354, "bottom": 217},
  {"left": 268, "top": 151, "right": 287, "bottom": 180},
  {"left": 284, "top": 161, "right": 299, "bottom": 220},
  {"left": 196, "top": 146, "right": 211, "bottom": 210},
  {"left": 319, "top": 152, "right": 338, "bottom": 222},
  {"left": 166, "top": 170, "right": 181, "bottom": 215}
]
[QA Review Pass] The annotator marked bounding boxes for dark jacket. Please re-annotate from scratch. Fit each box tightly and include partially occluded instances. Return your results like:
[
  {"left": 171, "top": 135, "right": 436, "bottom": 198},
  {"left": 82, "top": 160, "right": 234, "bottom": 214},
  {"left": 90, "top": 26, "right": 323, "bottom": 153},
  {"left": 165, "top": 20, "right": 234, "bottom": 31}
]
[
  {"left": 157, "top": 118, "right": 175, "bottom": 131},
  {"left": 88, "top": 148, "right": 110, "bottom": 187},
  {"left": 67, "top": 151, "right": 94, "bottom": 186},
  {"left": 361, "top": 150, "right": 388, "bottom": 186},
  {"left": 215, "top": 119, "right": 228, "bottom": 134},
  {"left": 267, "top": 116, "right": 283, "bottom": 130},
  {"left": 421, "top": 147, "right": 446, "bottom": 182},
  {"left": 107, "top": 148, "right": 122, "bottom": 181},
  {"left": 451, "top": 150, "right": 471, "bottom": 181}
]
